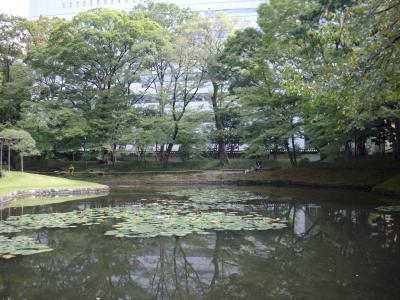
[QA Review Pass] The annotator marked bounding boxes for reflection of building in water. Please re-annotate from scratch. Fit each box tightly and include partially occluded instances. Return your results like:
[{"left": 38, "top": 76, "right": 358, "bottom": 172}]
[{"left": 294, "top": 204, "right": 321, "bottom": 236}]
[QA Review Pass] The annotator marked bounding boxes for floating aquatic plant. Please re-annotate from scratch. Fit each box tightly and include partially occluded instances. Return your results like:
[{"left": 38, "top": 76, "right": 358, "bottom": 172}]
[
  {"left": 0, "top": 189, "right": 287, "bottom": 259},
  {"left": 162, "top": 188, "right": 267, "bottom": 204},
  {"left": 0, "top": 235, "right": 53, "bottom": 259},
  {"left": 104, "top": 208, "right": 286, "bottom": 238},
  {"left": 375, "top": 206, "right": 400, "bottom": 212}
]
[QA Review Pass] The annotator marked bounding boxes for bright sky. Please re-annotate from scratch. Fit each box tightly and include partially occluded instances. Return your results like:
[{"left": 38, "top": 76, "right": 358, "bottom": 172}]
[{"left": 0, "top": 0, "right": 29, "bottom": 18}]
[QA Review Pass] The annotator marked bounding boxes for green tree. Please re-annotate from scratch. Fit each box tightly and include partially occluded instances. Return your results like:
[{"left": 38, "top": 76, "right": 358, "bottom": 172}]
[
  {"left": 135, "top": 3, "right": 205, "bottom": 164},
  {"left": 0, "top": 128, "right": 39, "bottom": 172},
  {"left": 194, "top": 13, "right": 235, "bottom": 165},
  {"left": 0, "top": 14, "right": 32, "bottom": 125},
  {"left": 23, "top": 9, "right": 160, "bottom": 162},
  {"left": 220, "top": 1, "right": 310, "bottom": 166}
]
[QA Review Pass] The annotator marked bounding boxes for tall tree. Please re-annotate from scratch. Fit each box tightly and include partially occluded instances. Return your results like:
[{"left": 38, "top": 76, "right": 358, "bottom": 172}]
[
  {"left": 195, "top": 13, "right": 234, "bottom": 165},
  {"left": 0, "top": 14, "right": 30, "bottom": 125},
  {"left": 135, "top": 2, "right": 204, "bottom": 164},
  {"left": 23, "top": 9, "right": 160, "bottom": 161}
]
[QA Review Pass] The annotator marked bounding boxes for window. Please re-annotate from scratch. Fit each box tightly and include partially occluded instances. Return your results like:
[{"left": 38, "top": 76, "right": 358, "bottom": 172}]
[
  {"left": 76, "top": 1, "right": 79, "bottom": 7},
  {"left": 90, "top": 0, "right": 93, "bottom": 6},
  {"left": 111, "top": 0, "right": 113, "bottom": 4},
  {"left": 62, "top": 2, "right": 66, "bottom": 8},
  {"left": 104, "top": 0, "right": 107, "bottom": 4},
  {"left": 83, "top": 1, "right": 86, "bottom": 7},
  {"left": 70, "top": 2, "right": 72, "bottom": 8}
]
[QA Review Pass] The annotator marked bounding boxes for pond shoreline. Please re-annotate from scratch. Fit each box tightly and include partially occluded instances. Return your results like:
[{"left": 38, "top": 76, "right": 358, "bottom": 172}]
[
  {"left": 0, "top": 187, "right": 110, "bottom": 206},
  {"left": 99, "top": 178, "right": 400, "bottom": 197},
  {"left": 101, "top": 178, "right": 373, "bottom": 190}
]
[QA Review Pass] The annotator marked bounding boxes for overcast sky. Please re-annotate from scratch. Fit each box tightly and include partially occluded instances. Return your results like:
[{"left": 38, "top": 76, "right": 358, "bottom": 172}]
[{"left": 0, "top": 0, "right": 29, "bottom": 18}]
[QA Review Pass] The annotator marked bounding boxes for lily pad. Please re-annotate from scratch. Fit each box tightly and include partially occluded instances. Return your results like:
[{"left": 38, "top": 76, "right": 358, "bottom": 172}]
[
  {"left": 162, "top": 188, "right": 267, "bottom": 204},
  {"left": 0, "top": 188, "right": 288, "bottom": 259},
  {"left": 102, "top": 206, "right": 287, "bottom": 239},
  {"left": 375, "top": 206, "right": 400, "bottom": 212},
  {"left": 0, "top": 235, "right": 53, "bottom": 259}
]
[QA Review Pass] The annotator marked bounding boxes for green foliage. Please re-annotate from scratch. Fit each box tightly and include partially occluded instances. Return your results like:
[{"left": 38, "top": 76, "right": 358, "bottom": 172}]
[
  {"left": 221, "top": 0, "right": 400, "bottom": 162},
  {"left": 1, "top": 1, "right": 399, "bottom": 164},
  {"left": 0, "top": 128, "right": 39, "bottom": 156}
]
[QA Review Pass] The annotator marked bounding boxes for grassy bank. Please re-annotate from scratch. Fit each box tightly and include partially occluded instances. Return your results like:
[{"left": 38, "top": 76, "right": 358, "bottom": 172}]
[
  {"left": 229, "top": 157, "right": 400, "bottom": 195},
  {"left": 22, "top": 158, "right": 292, "bottom": 173},
  {"left": 8, "top": 156, "right": 400, "bottom": 196},
  {"left": 0, "top": 172, "right": 107, "bottom": 198},
  {"left": 372, "top": 174, "right": 400, "bottom": 196}
]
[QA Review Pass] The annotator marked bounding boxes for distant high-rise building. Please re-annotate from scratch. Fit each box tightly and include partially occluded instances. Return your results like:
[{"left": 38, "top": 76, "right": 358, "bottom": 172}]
[{"left": 29, "top": 0, "right": 267, "bottom": 27}]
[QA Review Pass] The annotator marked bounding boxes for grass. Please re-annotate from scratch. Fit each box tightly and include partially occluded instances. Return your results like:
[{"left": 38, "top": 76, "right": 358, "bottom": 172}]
[
  {"left": 234, "top": 167, "right": 398, "bottom": 187},
  {"left": 22, "top": 158, "right": 291, "bottom": 173},
  {"left": 372, "top": 174, "right": 400, "bottom": 195},
  {"left": 0, "top": 172, "right": 107, "bottom": 197},
  {"left": 8, "top": 156, "right": 400, "bottom": 195},
  {"left": 227, "top": 157, "right": 400, "bottom": 194}
]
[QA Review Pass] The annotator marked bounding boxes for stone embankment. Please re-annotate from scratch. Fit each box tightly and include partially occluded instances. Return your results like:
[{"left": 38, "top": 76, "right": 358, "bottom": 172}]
[{"left": 0, "top": 187, "right": 110, "bottom": 205}]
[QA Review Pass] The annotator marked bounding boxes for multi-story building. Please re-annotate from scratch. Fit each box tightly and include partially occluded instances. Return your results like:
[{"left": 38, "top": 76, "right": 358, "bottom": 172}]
[{"left": 29, "top": 0, "right": 267, "bottom": 27}]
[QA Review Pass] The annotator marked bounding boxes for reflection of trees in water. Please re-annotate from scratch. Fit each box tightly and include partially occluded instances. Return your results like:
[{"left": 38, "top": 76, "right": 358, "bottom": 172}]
[{"left": 1, "top": 201, "right": 400, "bottom": 299}]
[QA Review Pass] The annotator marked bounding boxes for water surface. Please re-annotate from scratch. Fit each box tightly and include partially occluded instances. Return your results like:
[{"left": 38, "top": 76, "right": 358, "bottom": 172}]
[{"left": 0, "top": 186, "right": 399, "bottom": 300}]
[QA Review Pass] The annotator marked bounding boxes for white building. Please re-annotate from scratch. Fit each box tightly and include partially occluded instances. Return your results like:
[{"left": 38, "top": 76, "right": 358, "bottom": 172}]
[{"left": 29, "top": 0, "right": 268, "bottom": 27}]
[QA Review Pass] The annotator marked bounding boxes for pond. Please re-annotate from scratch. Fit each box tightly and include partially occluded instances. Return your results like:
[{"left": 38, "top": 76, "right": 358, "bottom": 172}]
[{"left": 0, "top": 186, "right": 399, "bottom": 300}]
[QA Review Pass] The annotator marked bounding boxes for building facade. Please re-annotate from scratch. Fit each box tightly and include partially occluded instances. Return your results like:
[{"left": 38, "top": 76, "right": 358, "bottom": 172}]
[{"left": 29, "top": 0, "right": 267, "bottom": 27}]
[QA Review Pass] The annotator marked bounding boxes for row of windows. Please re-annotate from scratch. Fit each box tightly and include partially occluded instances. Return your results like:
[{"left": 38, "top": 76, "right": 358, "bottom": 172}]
[
  {"left": 62, "top": 0, "right": 262, "bottom": 9},
  {"left": 62, "top": 0, "right": 131, "bottom": 9}
]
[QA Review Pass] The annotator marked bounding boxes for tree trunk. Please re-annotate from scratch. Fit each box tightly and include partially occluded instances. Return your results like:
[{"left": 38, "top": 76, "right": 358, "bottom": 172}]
[
  {"left": 355, "top": 135, "right": 367, "bottom": 157},
  {"left": 20, "top": 154, "right": 24, "bottom": 172},
  {"left": 380, "top": 128, "right": 386, "bottom": 156},
  {"left": 291, "top": 135, "right": 297, "bottom": 166},
  {"left": 163, "top": 123, "right": 179, "bottom": 165},
  {"left": 0, "top": 142, "right": 3, "bottom": 173},
  {"left": 163, "top": 143, "right": 174, "bottom": 165},
  {"left": 344, "top": 142, "right": 352, "bottom": 163},
  {"left": 394, "top": 119, "right": 400, "bottom": 160},
  {"left": 111, "top": 144, "right": 117, "bottom": 166},
  {"left": 273, "top": 144, "right": 278, "bottom": 160},
  {"left": 159, "top": 144, "right": 164, "bottom": 162},
  {"left": 8, "top": 144, "right": 11, "bottom": 171},
  {"left": 211, "top": 81, "right": 229, "bottom": 165},
  {"left": 10, "top": 149, "right": 16, "bottom": 170},
  {"left": 284, "top": 141, "right": 295, "bottom": 166}
]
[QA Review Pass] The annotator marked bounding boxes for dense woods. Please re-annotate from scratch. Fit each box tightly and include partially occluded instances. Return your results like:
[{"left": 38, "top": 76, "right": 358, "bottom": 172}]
[{"left": 0, "top": 0, "right": 399, "bottom": 166}]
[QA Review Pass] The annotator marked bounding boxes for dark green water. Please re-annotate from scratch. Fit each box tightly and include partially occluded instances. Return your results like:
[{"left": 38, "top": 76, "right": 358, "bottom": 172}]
[{"left": 0, "top": 186, "right": 399, "bottom": 300}]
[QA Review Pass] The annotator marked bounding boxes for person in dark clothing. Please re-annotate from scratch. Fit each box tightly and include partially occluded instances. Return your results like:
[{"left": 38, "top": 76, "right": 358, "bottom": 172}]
[{"left": 255, "top": 160, "right": 262, "bottom": 172}]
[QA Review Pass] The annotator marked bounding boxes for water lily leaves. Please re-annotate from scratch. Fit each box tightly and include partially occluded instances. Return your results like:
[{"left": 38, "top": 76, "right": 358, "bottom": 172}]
[
  {"left": 0, "top": 223, "right": 21, "bottom": 234},
  {"left": 0, "top": 188, "right": 288, "bottom": 260},
  {"left": 162, "top": 189, "right": 267, "bottom": 204},
  {"left": 0, "top": 235, "right": 53, "bottom": 259},
  {"left": 375, "top": 206, "right": 400, "bottom": 212},
  {"left": 102, "top": 207, "right": 287, "bottom": 239},
  {"left": 2, "top": 209, "right": 111, "bottom": 232}
]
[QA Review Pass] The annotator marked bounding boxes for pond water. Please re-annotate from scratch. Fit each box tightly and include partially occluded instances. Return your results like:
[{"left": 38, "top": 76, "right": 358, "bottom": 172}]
[{"left": 0, "top": 186, "right": 399, "bottom": 300}]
